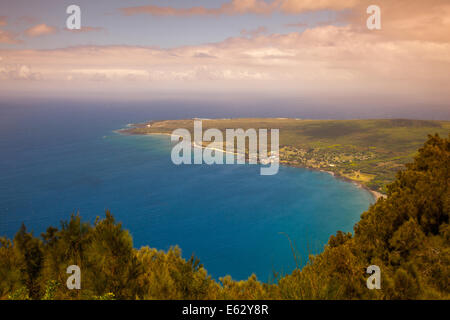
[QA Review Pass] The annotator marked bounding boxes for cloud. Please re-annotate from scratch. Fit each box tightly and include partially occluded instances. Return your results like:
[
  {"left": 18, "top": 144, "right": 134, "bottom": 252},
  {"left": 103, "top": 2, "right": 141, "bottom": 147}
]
[
  {"left": 0, "top": 16, "right": 7, "bottom": 27},
  {"left": 0, "top": 24, "right": 448, "bottom": 99},
  {"left": 279, "top": 0, "right": 359, "bottom": 13},
  {"left": 285, "top": 22, "right": 308, "bottom": 28},
  {"left": 119, "top": 0, "right": 354, "bottom": 17},
  {"left": 69, "top": 68, "right": 150, "bottom": 81},
  {"left": 118, "top": 0, "right": 450, "bottom": 43},
  {"left": 1, "top": 0, "right": 450, "bottom": 104},
  {"left": 0, "top": 64, "right": 41, "bottom": 80},
  {"left": 120, "top": 5, "right": 216, "bottom": 17},
  {"left": 241, "top": 26, "right": 268, "bottom": 38},
  {"left": 343, "top": 0, "right": 450, "bottom": 42},
  {"left": 0, "top": 30, "right": 21, "bottom": 44},
  {"left": 0, "top": 16, "right": 21, "bottom": 44},
  {"left": 192, "top": 52, "right": 218, "bottom": 59},
  {"left": 25, "top": 24, "right": 57, "bottom": 37}
]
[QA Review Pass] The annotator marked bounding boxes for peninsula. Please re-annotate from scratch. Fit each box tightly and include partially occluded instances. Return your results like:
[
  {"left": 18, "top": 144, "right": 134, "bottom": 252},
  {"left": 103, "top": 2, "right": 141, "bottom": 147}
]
[{"left": 120, "top": 118, "right": 450, "bottom": 197}]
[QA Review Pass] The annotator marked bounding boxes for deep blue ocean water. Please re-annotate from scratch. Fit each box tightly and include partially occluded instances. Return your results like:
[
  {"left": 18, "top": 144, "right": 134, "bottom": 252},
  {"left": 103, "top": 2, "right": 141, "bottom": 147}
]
[{"left": 0, "top": 101, "right": 374, "bottom": 281}]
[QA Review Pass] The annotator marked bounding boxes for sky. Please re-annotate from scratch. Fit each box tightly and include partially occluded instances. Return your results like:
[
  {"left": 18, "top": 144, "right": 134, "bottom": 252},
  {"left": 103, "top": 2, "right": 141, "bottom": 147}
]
[{"left": 0, "top": 0, "right": 449, "bottom": 116}]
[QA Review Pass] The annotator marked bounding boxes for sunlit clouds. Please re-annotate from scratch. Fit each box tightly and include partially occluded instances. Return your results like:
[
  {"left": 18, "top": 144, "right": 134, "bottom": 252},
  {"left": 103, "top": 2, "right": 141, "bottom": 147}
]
[
  {"left": 24, "top": 23, "right": 57, "bottom": 37},
  {"left": 0, "top": 0, "right": 449, "bottom": 106},
  {"left": 119, "top": 0, "right": 360, "bottom": 17}
]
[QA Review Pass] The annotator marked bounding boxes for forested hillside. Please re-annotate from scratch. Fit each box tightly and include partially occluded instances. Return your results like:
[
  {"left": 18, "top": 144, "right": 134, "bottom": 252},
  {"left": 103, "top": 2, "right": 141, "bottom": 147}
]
[{"left": 1, "top": 134, "right": 448, "bottom": 300}]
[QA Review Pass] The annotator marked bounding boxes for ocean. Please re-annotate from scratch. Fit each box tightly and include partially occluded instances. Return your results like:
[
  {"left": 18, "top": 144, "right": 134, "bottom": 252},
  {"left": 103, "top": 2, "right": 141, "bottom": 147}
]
[{"left": 0, "top": 100, "right": 374, "bottom": 281}]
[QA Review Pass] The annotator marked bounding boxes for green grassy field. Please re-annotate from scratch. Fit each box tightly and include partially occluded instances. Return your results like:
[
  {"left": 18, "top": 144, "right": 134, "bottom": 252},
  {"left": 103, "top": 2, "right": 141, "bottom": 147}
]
[{"left": 121, "top": 118, "right": 450, "bottom": 192}]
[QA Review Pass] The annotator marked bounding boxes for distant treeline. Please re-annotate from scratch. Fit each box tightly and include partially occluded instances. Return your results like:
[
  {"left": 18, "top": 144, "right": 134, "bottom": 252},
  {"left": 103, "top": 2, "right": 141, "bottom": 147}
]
[{"left": 0, "top": 134, "right": 448, "bottom": 300}]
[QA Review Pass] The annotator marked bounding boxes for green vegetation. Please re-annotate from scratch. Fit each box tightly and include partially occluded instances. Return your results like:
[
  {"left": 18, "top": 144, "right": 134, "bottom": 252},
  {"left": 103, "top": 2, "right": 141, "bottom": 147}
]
[
  {"left": 121, "top": 118, "right": 450, "bottom": 193},
  {"left": 0, "top": 134, "right": 448, "bottom": 300}
]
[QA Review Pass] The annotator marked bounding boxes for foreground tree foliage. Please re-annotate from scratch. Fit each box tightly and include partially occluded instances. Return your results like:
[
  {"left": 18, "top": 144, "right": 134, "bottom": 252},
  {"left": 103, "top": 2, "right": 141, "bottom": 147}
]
[{"left": 0, "top": 134, "right": 448, "bottom": 300}]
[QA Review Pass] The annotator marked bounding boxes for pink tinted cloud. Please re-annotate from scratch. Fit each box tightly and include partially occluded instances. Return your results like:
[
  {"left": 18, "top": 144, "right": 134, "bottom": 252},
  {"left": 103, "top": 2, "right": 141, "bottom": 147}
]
[
  {"left": 120, "top": 0, "right": 284, "bottom": 16},
  {"left": 0, "top": 64, "right": 41, "bottom": 80},
  {"left": 1, "top": 0, "right": 450, "bottom": 105},
  {"left": 1, "top": 25, "right": 449, "bottom": 97},
  {"left": 285, "top": 22, "right": 308, "bottom": 28},
  {"left": 119, "top": 0, "right": 364, "bottom": 17},
  {"left": 0, "top": 16, "right": 21, "bottom": 44},
  {"left": 25, "top": 24, "right": 57, "bottom": 37},
  {"left": 119, "top": 0, "right": 450, "bottom": 44},
  {"left": 241, "top": 26, "right": 268, "bottom": 38},
  {"left": 0, "top": 30, "right": 21, "bottom": 44},
  {"left": 279, "top": 0, "right": 359, "bottom": 13},
  {"left": 119, "top": 0, "right": 363, "bottom": 17},
  {"left": 343, "top": 0, "right": 450, "bottom": 42},
  {"left": 121, "top": 5, "right": 216, "bottom": 17}
]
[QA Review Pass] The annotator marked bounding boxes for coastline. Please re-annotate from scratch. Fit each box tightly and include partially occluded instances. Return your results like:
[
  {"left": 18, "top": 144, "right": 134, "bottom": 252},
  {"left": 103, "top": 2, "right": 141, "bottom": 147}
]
[
  {"left": 119, "top": 129, "right": 386, "bottom": 202},
  {"left": 321, "top": 170, "right": 386, "bottom": 202},
  {"left": 288, "top": 164, "right": 385, "bottom": 202}
]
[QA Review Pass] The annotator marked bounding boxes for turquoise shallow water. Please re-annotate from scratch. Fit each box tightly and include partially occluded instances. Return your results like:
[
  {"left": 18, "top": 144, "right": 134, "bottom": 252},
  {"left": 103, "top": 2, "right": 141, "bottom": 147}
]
[{"left": 0, "top": 103, "right": 374, "bottom": 281}]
